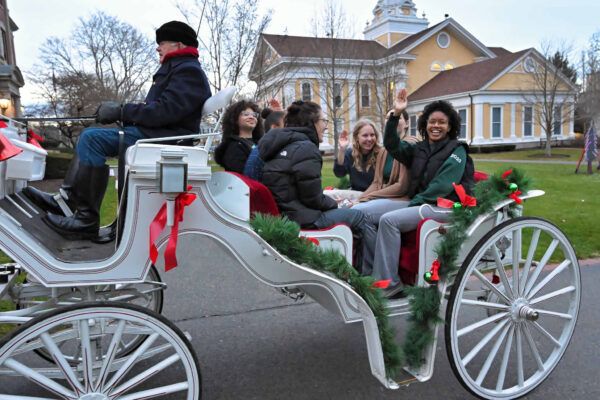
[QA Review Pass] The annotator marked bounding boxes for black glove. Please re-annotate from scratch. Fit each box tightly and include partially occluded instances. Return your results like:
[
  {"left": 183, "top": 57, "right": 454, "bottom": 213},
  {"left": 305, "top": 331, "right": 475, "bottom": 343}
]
[{"left": 95, "top": 101, "right": 122, "bottom": 124}]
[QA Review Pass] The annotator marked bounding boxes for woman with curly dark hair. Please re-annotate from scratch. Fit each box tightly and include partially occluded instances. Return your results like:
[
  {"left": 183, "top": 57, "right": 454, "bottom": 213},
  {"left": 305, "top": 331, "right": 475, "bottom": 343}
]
[
  {"left": 368, "top": 89, "right": 474, "bottom": 298},
  {"left": 214, "top": 100, "right": 264, "bottom": 174}
]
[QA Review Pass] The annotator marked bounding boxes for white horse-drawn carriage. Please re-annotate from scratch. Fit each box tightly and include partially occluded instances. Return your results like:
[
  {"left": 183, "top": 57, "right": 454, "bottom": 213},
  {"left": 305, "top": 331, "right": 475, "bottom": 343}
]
[{"left": 0, "top": 88, "right": 580, "bottom": 399}]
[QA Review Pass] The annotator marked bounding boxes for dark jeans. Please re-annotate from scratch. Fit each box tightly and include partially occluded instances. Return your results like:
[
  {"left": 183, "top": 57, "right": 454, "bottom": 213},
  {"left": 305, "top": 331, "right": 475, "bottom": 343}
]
[
  {"left": 76, "top": 126, "right": 146, "bottom": 166},
  {"left": 311, "top": 208, "right": 377, "bottom": 274}
]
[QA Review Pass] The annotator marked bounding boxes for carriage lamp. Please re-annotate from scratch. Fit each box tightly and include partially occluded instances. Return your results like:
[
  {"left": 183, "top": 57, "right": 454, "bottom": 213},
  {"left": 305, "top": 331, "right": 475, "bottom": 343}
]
[
  {"left": 157, "top": 150, "right": 188, "bottom": 226},
  {"left": 0, "top": 98, "right": 9, "bottom": 115}
]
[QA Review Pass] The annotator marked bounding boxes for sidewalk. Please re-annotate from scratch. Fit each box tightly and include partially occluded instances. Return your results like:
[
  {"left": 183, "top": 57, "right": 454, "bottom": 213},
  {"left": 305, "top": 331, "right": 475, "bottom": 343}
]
[{"left": 473, "top": 158, "right": 579, "bottom": 165}]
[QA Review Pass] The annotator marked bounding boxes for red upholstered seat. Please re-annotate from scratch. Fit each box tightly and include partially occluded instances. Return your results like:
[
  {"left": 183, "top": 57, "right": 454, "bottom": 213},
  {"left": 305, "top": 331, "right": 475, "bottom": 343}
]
[
  {"left": 398, "top": 219, "right": 430, "bottom": 286},
  {"left": 226, "top": 172, "right": 279, "bottom": 216}
]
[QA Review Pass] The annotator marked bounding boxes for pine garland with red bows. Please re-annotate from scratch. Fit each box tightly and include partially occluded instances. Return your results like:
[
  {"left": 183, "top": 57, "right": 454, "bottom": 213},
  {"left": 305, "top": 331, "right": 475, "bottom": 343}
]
[
  {"left": 250, "top": 167, "right": 531, "bottom": 374},
  {"left": 402, "top": 167, "right": 531, "bottom": 368}
]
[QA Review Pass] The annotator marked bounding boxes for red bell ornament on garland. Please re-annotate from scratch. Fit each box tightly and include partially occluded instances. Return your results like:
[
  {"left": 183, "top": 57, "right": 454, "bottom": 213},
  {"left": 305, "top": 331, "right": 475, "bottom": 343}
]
[{"left": 424, "top": 259, "right": 441, "bottom": 283}]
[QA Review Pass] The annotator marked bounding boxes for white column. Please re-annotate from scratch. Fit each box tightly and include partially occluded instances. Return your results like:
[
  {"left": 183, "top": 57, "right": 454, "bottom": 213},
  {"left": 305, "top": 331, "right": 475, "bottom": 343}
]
[
  {"left": 319, "top": 79, "right": 333, "bottom": 151},
  {"left": 348, "top": 80, "right": 357, "bottom": 128},
  {"left": 473, "top": 102, "right": 484, "bottom": 144},
  {"left": 510, "top": 103, "right": 517, "bottom": 140},
  {"left": 570, "top": 105, "right": 575, "bottom": 136}
]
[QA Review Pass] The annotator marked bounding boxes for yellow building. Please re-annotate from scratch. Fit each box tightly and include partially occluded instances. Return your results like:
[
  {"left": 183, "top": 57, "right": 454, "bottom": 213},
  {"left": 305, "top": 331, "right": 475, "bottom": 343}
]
[{"left": 248, "top": 0, "right": 576, "bottom": 149}]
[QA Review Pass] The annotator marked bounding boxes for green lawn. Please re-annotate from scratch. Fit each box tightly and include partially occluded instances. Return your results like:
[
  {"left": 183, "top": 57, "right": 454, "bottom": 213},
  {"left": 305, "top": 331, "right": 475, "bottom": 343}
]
[{"left": 473, "top": 161, "right": 600, "bottom": 260}]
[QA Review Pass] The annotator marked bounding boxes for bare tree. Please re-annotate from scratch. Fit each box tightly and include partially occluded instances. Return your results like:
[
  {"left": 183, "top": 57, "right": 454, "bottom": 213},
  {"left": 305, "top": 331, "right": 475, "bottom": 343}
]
[
  {"left": 249, "top": 35, "right": 301, "bottom": 107},
  {"left": 175, "top": 0, "right": 271, "bottom": 93},
  {"left": 580, "top": 31, "right": 600, "bottom": 130},
  {"left": 521, "top": 42, "right": 577, "bottom": 156},
  {"left": 366, "top": 55, "right": 407, "bottom": 132},
  {"left": 310, "top": 0, "right": 365, "bottom": 153},
  {"left": 26, "top": 11, "right": 157, "bottom": 146}
]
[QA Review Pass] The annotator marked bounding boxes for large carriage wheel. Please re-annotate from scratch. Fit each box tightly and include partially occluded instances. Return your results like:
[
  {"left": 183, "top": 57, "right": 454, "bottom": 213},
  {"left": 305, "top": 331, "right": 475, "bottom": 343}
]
[
  {"left": 31, "top": 264, "right": 164, "bottom": 364},
  {"left": 445, "top": 217, "right": 580, "bottom": 399},
  {"left": 0, "top": 301, "right": 201, "bottom": 399}
]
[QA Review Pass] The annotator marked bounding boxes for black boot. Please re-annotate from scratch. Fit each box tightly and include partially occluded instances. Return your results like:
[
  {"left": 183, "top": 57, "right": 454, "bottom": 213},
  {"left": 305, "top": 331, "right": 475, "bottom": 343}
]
[
  {"left": 44, "top": 164, "right": 109, "bottom": 240},
  {"left": 22, "top": 153, "right": 80, "bottom": 215}
]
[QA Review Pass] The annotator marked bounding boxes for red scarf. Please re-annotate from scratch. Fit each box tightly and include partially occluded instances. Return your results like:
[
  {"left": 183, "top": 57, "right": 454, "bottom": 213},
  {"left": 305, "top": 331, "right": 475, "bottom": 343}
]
[{"left": 161, "top": 47, "right": 199, "bottom": 64}]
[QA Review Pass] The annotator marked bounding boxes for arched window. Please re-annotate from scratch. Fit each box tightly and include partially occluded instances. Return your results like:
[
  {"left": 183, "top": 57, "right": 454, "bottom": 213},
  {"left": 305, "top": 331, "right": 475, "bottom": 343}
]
[
  {"left": 444, "top": 62, "right": 455, "bottom": 70},
  {"left": 301, "top": 82, "right": 312, "bottom": 101},
  {"left": 524, "top": 57, "right": 535, "bottom": 73},
  {"left": 431, "top": 61, "right": 443, "bottom": 71}
]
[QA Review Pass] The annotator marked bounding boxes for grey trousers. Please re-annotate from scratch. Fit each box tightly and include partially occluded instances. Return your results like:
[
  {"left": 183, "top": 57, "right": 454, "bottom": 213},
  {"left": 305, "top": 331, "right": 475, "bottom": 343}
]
[
  {"left": 352, "top": 199, "right": 410, "bottom": 275},
  {"left": 356, "top": 201, "right": 450, "bottom": 287},
  {"left": 311, "top": 207, "right": 377, "bottom": 274}
]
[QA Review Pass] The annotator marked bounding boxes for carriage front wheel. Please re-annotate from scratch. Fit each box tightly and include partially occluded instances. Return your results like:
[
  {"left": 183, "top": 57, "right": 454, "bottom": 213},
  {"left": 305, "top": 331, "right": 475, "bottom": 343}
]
[
  {"left": 0, "top": 301, "right": 201, "bottom": 399},
  {"left": 445, "top": 217, "right": 580, "bottom": 399}
]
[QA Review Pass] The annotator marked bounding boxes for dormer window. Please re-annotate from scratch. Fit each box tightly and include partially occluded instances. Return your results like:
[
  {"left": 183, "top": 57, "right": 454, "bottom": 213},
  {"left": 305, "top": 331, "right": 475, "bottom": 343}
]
[{"left": 444, "top": 62, "right": 455, "bottom": 70}]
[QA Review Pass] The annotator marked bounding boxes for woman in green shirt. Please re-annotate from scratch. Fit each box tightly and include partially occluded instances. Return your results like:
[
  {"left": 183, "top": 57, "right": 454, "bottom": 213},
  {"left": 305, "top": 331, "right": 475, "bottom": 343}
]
[{"left": 370, "top": 89, "right": 474, "bottom": 298}]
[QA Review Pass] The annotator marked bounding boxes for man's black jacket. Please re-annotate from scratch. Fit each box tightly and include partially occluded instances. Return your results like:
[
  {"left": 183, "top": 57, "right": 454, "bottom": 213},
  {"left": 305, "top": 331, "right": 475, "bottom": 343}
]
[{"left": 122, "top": 50, "right": 211, "bottom": 138}]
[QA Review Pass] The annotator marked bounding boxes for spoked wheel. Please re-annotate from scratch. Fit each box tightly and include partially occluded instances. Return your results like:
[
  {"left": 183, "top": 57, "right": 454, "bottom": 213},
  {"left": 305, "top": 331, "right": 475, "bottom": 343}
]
[
  {"left": 17, "top": 265, "right": 165, "bottom": 364},
  {"left": 446, "top": 217, "right": 580, "bottom": 399},
  {"left": 0, "top": 301, "right": 201, "bottom": 399}
]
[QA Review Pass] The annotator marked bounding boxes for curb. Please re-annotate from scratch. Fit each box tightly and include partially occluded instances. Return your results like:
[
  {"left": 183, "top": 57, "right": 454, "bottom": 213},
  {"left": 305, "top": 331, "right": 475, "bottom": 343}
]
[{"left": 579, "top": 258, "right": 600, "bottom": 266}]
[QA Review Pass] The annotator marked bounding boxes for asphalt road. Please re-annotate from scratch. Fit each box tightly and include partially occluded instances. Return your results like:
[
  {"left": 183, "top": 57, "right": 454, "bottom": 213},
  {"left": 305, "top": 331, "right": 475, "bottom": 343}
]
[
  {"left": 0, "top": 234, "right": 596, "bottom": 399},
  {"left": 156, "top": 236, "right": 600, "bottom": 400}
]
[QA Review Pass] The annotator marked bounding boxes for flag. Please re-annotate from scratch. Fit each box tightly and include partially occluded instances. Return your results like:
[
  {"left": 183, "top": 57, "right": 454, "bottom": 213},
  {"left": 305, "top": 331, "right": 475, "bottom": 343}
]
[{"left": 584, "top": 121, "right": 598, "bottom": 162}]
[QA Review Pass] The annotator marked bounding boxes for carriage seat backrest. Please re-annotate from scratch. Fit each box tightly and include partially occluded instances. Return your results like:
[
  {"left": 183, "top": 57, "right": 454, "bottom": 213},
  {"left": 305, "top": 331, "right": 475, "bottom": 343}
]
[{"left": 201, "top": 87, "right": 236, "bottom": 117}]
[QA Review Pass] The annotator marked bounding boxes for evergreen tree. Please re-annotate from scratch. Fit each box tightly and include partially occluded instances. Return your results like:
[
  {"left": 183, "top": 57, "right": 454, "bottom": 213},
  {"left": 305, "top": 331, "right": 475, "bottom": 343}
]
[{"left": 551, "top": 51, "right": 578, "bottom": 84}]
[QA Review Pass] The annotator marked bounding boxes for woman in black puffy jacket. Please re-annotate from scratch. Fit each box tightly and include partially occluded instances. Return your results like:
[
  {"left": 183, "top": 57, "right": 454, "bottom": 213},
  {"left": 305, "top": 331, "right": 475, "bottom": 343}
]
[
  {"left": 214, "top": 100, "right": 264, "bottom": 174},
  {"left": 258, "top": 100, "right": 376, "bottom": 273}
]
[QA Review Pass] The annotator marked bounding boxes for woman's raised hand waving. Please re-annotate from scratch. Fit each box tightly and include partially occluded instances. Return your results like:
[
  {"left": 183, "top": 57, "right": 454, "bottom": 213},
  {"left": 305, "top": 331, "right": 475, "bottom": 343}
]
[
  {"left": 338, "top": 129, "right": 350, "bottom": 149},
  {"left": 394, "top": 88, "right": 408, "bottom": 116}
]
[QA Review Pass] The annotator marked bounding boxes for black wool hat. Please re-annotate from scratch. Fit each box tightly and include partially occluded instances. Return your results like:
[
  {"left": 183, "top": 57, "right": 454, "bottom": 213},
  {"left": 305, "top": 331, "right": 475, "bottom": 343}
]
[{"left": 156, "top": 21, "right": 199, "bottom": 48}]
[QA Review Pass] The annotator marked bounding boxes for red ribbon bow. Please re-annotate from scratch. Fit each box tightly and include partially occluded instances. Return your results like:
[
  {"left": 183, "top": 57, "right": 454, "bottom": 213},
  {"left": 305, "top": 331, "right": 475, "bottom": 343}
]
[
  {"left": 501, "top": 169, "right": 513, "bottom": 179},
  {"left": 509, "top": 190, "right": 523, "bottom": 204},
  {"left": 27, "top": 129, "right": 44, "bottom": 142},
  {"left": 437, "top": 183, "right": 477, "bottom": 208},
  {"left": 149, "top": 186, "right": 197, "bottom": 271},
  {"left": 371, "top": 279, "right": 391, "bottom": 289},
  {"left": 27, "top": 129, "right": 44, "bottom": 149}
]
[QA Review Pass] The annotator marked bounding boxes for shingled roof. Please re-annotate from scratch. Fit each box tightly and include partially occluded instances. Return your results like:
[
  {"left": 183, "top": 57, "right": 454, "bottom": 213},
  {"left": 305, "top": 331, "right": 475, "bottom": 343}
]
[
  {"left": 488, "top": 47, "right": 512, "bottom": 57},
  {"left": 408, "top": 49, "right": 530, "bottom": 101},
  {"left": 383, "top": 20, "right": 444, "bottom": 56},
  {"left": 262, "top": 33, "right": 388, "bottom": 60}
]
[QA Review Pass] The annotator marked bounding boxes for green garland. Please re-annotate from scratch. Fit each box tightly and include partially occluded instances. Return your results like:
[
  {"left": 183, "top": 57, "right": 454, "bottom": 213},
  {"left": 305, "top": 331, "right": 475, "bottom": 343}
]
[
  {"left": 249, "top": 213, "right": 403, "bottom": 377},
  {"left": 250, "top": 167, "right": 531, "bottom": 376}
]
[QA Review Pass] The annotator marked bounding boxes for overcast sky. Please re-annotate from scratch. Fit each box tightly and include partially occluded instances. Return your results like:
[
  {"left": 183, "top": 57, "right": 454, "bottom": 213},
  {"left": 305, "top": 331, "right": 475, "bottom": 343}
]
[{"left": 8, "top": 0, "right": 600, "bottom": 103}]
